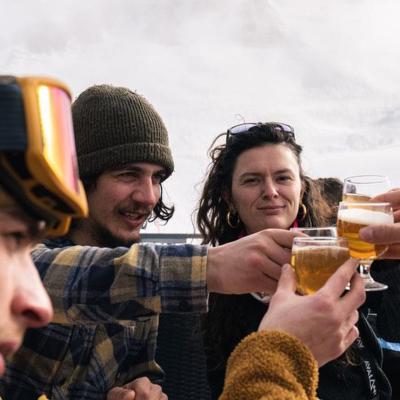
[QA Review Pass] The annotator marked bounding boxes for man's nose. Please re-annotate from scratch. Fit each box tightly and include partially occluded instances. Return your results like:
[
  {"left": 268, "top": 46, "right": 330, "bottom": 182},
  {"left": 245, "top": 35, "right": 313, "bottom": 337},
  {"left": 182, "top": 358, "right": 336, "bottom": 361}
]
[
  {"left": 12, "top": 263, "right": 53, "bottom": 329},
  {"left": 133, "top": 177, "right": 159, "bottom": 207}
]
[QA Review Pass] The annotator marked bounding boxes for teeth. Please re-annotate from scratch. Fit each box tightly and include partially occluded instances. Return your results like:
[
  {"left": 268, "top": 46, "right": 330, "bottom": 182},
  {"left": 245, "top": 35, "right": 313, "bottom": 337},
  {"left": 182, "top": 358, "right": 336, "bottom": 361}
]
[{"left": 125, "top": 212, "right": 138, "bottom": 218}]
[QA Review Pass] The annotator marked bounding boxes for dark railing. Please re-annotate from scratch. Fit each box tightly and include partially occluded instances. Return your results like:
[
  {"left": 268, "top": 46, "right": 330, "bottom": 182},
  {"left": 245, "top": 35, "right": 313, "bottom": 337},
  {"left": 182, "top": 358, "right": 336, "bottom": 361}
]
[{"left": 140, "top": 233, "right": 202, "bottom": 244}]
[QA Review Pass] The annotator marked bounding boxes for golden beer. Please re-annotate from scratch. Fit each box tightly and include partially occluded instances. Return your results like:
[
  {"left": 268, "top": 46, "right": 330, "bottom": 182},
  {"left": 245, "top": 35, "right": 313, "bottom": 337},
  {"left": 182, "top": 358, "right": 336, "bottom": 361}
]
[
  {"left": 342, "top": 193, "right": 371, "bottom": 203},
  {"left": 337, "top": 207, "right": 393, "bottom": 260},
  {"left": 291, "top": 243, "right": 350, "bottom": 295}
]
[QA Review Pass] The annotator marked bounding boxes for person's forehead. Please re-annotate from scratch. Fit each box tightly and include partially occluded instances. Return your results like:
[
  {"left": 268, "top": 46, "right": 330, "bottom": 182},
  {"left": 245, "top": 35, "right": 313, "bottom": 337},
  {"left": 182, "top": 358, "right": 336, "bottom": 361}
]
[{"left": 236, "top": 144, "right": 299, "bottom": 171}]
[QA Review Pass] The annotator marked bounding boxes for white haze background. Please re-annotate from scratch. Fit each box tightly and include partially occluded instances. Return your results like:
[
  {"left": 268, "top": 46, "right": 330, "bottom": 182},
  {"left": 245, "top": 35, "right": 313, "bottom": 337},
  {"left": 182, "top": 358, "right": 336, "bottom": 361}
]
[{"left": 2, "top": 0, "right": 400, "bottom": 233}]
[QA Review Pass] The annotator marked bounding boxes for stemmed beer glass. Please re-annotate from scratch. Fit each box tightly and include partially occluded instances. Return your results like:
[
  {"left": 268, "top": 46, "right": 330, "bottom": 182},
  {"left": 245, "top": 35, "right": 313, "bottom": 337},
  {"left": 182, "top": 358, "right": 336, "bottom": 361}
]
[
  {"left": 337, "top": 202, "right": 394, "bottom": 291},
  {"left": 341, "top": 175, "right": 392, "bottom": 291}
]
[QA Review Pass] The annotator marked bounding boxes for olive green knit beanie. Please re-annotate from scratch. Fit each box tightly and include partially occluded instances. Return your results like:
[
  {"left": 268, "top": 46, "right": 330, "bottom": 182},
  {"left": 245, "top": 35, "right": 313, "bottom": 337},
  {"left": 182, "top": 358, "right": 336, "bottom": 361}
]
[{"left": 72, "top": 84, "right": 174, "bottom": 179}]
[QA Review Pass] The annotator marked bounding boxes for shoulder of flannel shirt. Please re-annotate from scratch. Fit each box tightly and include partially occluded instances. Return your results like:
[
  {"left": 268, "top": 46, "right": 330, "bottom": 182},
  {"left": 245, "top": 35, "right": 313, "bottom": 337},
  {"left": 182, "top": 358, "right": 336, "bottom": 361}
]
[{"left": 32, "top": 242, "right": 209, "bottom": 324}]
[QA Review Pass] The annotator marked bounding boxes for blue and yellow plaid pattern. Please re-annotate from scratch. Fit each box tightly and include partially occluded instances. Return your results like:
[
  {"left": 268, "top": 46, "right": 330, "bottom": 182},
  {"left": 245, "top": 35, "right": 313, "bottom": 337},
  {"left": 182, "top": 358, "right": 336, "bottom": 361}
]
[{"left": 0, "top": 238, "right": 208, "bottom": 399}]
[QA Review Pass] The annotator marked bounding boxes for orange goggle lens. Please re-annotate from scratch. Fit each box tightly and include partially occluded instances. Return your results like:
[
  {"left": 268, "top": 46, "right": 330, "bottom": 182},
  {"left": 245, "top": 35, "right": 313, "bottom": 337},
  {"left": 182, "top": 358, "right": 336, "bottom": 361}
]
[{"left": 37, "top": 85, "right": 80, "bottom": 196}]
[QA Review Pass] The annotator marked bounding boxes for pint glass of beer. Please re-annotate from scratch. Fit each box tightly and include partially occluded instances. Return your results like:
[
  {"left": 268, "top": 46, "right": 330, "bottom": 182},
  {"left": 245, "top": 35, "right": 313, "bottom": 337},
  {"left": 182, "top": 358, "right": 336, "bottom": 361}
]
[
  {"left": 291, "top": 236, "right": 350, "bottom": 295},
  {"left": 337, "top": 201, "right": 394, "bottom": 291}
]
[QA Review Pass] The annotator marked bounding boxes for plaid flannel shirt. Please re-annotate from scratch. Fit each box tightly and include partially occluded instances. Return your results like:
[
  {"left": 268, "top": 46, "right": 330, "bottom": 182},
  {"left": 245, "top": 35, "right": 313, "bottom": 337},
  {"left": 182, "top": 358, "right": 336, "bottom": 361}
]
[{"left": 0, "top": 238, "right": 208, "bottom": 400}]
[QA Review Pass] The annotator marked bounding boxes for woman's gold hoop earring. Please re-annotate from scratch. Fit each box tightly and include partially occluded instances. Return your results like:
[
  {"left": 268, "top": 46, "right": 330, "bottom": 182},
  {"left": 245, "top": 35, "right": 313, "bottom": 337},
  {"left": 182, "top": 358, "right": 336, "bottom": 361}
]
[
  {"left": 226, "top": 210, "right": 240, "bottom": 228},
  {"left": 298, "top": 203, "right": 307, "bottom": 222}
]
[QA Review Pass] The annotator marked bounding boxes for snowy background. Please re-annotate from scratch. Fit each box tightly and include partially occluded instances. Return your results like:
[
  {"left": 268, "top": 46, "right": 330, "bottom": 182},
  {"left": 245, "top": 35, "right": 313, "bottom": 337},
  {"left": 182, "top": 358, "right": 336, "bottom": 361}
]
[{"left": 2, "top": 0, "right": 400, "bottom": 233}]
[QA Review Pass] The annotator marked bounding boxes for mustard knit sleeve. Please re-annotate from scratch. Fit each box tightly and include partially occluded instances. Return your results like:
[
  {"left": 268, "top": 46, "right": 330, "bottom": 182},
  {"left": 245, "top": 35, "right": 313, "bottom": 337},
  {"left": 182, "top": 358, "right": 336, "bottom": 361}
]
[{"left": 219, "top": 330, "right": 319, "bottom": 400}]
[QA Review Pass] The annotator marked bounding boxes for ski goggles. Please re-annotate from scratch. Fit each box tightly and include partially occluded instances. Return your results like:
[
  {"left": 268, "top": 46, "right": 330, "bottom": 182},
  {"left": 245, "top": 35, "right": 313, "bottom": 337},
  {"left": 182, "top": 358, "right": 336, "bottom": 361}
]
[
  {"left": 226, "top": 122, "right": 295, "bottom": 143},
  {"left": 0, "top": 75, "right": 88, "bottom": 235}
]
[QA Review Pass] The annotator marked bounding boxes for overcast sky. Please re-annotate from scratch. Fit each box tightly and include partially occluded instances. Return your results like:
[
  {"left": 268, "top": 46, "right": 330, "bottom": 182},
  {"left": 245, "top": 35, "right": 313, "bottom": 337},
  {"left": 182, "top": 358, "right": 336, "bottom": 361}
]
[{"left": 2, "top": 0, "right": 400, "bottom": 233}]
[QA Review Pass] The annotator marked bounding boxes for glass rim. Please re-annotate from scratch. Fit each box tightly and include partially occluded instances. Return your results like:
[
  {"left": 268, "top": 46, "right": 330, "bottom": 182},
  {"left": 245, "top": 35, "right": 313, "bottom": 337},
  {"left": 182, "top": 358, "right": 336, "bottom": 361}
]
[
  {"left": 293, "top": 236, "right": 348, "bottom": 245},
  {"left": 290, "top": 227, "right": 337, "bottom": 231},
  {"left": 339, "top": 201, "right": 391, "bottom": 207},
  {"left": 293, "top": 236, "right": 346, "bottom": 241},
  {"left": 343, "top": 174, "right": 389, "bottom": 184}
]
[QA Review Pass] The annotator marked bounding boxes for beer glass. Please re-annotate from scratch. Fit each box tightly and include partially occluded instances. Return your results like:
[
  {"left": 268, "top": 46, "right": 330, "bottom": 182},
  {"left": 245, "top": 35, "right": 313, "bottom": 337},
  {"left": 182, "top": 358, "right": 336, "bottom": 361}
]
[
  {"left": 343, "top": 175, "right": 390, "bottom": 202},
  {"left": 337, "top": 201, "right": 394, "bottom": 291},
  {"left": 291, "top": 236, "right": 350, "bottom": 295}
]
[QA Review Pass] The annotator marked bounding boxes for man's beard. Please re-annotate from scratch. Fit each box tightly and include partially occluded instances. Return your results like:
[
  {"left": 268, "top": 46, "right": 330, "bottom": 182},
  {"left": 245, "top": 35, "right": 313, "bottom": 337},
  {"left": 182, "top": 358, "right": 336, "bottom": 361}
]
[{"left": 89, "top": 219, "right": 142, "bottom": 248}]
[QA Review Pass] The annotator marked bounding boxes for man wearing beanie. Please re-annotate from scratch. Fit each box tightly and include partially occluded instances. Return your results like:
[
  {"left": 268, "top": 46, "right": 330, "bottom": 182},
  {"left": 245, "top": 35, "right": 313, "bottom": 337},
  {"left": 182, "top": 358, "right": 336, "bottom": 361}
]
[{"left": 71, "top": 84, "right": 174, "bottom": 247}]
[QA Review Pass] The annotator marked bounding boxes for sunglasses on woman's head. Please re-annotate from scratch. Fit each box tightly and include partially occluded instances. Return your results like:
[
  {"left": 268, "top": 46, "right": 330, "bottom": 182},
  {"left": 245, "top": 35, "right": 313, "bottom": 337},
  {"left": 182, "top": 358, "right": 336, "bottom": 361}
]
[{"left": 226, "top": 122, "right": 295, "bottom": 142}]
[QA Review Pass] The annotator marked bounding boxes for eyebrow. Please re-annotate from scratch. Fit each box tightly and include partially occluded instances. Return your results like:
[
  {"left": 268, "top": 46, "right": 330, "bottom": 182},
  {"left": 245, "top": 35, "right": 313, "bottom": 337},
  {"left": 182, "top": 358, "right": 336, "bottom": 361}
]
[
  {"left": 274, "top": 168, "right": 296, "bottom": 175},
  {"left": 239, "top": 168, "right": 295, "bottom": 178}
]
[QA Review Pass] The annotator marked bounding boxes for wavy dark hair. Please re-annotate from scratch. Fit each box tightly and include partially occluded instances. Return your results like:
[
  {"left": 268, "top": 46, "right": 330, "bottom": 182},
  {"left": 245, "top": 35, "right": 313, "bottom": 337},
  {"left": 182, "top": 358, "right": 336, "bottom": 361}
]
[{"left": 196, "top": 125, "right": 333, "bottom": 398}]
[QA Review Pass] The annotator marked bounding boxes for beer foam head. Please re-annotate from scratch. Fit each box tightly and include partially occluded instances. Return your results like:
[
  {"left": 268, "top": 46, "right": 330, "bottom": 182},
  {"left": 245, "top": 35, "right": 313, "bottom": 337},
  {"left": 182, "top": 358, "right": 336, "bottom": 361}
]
[
  {"left": 338, "top": 208, "right": 394, "bottom": 225},
  {"left": 293, "top": 244, "right": 348, "bottom": 252}
]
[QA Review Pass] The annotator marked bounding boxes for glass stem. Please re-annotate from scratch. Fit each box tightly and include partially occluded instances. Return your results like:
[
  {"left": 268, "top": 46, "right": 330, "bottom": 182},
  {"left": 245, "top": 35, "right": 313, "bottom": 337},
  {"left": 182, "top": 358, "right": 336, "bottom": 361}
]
[{"left": 359, "top": 263, "right": 371, "bottom": 279}]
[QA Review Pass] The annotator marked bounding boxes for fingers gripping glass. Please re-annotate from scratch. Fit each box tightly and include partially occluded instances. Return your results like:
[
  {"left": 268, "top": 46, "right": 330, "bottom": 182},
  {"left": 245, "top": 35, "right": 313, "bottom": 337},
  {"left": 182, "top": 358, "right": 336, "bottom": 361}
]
[
  {"left": 226, "top": 122, "right": 295, "bottom": 142},
  {"left": 0, "top": 76, "right": 88, "bottom": 235}
]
